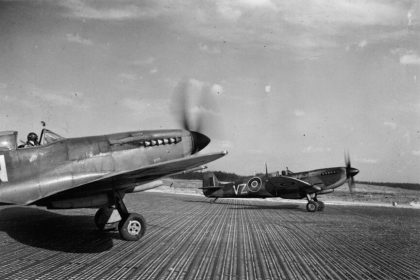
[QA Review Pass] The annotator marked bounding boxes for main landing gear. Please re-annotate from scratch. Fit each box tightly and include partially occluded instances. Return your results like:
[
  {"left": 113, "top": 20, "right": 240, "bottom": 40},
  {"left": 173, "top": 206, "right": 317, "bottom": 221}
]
[
  {"left": 94, "top": 192, "right": 146, "bottom": 241},
  {"left": 306, "top": 194, "right": 325, "bottom": 212}
]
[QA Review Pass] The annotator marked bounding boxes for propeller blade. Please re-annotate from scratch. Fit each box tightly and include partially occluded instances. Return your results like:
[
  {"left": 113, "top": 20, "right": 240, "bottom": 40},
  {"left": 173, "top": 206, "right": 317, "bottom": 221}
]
[
  {"left": 171, "top": 79, "right": 223, "bottom": 153},
  {"left": 344, "top": 151, "right": 358, "bottom": 194},
  {"left": 345, "top": 151, "right": 351, "bottom": 173},
  {"left": 347, "top": 176, "right": 355, "bottom": 194},
  {"left": 171, "top": 79, "right": 222, "bottom": 136},
  {"left": 172, "top": 80, "right": 191, "bottom": 130},
  {"left": 265, "top": 162, "right": 268, "bottom": 177}
]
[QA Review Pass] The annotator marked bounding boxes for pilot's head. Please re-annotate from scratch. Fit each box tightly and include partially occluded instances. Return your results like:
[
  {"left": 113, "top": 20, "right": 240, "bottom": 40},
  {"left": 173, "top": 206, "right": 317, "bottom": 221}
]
[{"left": 27, "top": 132, "right": 38, "bottom": 143}]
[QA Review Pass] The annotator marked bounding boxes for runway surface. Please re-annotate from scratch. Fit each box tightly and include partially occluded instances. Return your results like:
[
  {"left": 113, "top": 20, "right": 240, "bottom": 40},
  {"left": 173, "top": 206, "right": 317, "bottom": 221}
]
[{"left": 0, "top": 192, "right": 419, "bottom": 280}]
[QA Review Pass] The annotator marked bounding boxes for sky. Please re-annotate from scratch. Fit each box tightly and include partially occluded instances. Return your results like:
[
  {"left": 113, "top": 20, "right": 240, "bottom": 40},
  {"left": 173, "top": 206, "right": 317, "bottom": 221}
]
[{"left": 0, "top": 0, "right": 419, "bottom": 183}]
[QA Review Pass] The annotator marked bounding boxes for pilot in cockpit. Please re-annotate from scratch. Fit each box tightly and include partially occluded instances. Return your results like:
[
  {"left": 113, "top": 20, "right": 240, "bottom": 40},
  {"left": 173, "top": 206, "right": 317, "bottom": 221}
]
[{"left": 24, "top": 132, "right": 39, "bottom": 147}]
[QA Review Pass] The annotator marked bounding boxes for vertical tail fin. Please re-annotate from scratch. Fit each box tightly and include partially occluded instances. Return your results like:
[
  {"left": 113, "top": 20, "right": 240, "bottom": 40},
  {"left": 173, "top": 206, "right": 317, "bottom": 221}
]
[
  {"left": 202, "top": 172, "right": 220, "bottom": 197},
  {"left": 203, "top": 172, "right": 219, "bottom": 188}
]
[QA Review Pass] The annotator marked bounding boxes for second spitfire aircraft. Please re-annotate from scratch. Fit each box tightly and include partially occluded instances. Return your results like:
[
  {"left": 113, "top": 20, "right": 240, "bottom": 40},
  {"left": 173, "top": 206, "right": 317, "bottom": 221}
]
[
  {"left": 0, "top": 85, "right": 227, "bottom": 241},
  {"left": 201, "top": 154, "right": 359, "bottom": 212}
]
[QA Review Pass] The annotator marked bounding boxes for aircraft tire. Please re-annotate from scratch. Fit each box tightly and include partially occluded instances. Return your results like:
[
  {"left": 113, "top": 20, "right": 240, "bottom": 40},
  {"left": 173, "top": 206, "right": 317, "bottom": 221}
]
[
  {"left": 306, "top": 201, "right": 318, "bottom": 212},
  {"left": 317, "top": 201, "right": 325, "bottom": 211},
  {"left": 118, "top": 213, "right": 146, "bottom": 241}
]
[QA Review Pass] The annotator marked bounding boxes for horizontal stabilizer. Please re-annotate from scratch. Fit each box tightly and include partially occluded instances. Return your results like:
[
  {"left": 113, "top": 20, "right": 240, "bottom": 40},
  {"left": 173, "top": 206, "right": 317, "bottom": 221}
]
[{"left": 198, "top": 186, "right": 224, "bottom": 190}]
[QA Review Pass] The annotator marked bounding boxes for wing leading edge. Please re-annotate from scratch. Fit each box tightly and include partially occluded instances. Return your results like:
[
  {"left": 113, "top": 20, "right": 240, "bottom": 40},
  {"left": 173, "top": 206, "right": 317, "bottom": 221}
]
[
  {"left": 112, "top": 151, "right": 228, "bottom": 183},
  {"left": 267, "top": 176, "right": 322, "bottom": 194},
  {"left": 33, "top": 151, "right": 228, "bottom": 204}
]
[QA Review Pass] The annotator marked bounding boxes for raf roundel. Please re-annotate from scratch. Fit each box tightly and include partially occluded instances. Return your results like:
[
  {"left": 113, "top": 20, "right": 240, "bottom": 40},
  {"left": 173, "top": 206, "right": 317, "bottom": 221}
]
[{"left": 247, "top": 177, "right": 262, "bottom": 192}]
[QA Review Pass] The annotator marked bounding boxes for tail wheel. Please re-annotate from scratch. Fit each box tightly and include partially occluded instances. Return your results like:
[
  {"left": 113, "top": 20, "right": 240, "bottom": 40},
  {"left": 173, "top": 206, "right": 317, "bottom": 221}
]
[
  {"left": 118, "top": 213, "right": 146, "bottom": 241},
  {"left": 306, "top": 201, "right": 318, "bottom": 212}
]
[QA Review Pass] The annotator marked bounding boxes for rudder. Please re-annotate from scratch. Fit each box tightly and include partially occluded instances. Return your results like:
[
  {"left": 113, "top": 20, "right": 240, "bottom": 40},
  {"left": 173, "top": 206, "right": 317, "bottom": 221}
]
[{"left": 201, "top": 172, "right": 221, "bottom": 197}]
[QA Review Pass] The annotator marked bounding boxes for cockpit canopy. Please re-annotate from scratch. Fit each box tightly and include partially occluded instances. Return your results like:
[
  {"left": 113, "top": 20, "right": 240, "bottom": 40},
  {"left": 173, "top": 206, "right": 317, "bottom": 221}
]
[
  {"left": 0, "top": 129, "right": 64, "bottom": 150},
  {"left": 39, "top": 129, "right": 64, "bottom": 145},
  {"left": 281, "top": 168, "right": 294, "bottom": 176},
  {"left": 0, "top": 131, "right": 18, "bottom": 151}
]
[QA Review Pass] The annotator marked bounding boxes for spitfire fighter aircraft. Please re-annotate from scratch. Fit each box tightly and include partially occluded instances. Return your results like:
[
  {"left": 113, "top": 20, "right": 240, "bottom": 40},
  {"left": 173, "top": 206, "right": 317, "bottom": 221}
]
[
  {"left": 201, "top": 155, "right": 359, "bottom": 212},
  {"left": 0, "top": 90, "right": 227, "bottom": 241}
]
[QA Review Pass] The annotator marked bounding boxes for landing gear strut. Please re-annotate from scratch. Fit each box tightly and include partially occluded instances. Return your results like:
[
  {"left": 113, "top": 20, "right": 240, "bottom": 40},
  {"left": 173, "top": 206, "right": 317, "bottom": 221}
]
[
  {"left": 115, "top": 192, "right": 146, "bottom": 241},
  {"left": 94, "top": 206, "right": 120, "bottom": 231},
  {"left": 94, "top": 192, "right": 146, "bottom": 241},
  {"left": 306, "top": 194, "right": 324, "bottom": 212}
]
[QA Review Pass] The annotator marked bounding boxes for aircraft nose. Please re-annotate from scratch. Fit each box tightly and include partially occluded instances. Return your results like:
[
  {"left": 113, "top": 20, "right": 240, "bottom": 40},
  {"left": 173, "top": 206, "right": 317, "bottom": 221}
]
[
  {"left": 350, "top": 168, "right": 359, "bottom": 176},
  {"left": 191, "top": 131, "right": 210, "bottom": 153}
]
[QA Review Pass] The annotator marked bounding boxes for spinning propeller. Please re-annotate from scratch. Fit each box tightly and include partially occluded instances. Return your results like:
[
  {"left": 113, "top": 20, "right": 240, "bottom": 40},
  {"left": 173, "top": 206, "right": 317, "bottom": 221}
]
[
  {"left": 344, "top": 152, "right": 359, "bottom": 194},
  {"left": 172, "top": 80, "right": 221, "bottom": 154}
]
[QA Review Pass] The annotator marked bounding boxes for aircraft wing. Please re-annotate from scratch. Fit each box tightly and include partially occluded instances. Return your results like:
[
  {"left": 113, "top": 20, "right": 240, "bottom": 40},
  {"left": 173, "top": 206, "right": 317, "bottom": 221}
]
[
  {"left": 268, "top": 176, "right": 322, "bottom": 194},
  {"left": 111, "top": 151, "right": 227, "bottom": 184},
  {"left": 33, "top": 151, "right": 228, "bottom": 204}
]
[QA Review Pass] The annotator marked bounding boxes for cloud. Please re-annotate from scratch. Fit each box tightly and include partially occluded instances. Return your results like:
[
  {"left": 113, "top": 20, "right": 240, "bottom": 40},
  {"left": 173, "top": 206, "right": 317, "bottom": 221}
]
[
  {"left": 210, "top": 84, "right": 223, "bottom": 96},
  {"left": 403, "top": 131, "right": 411, "bottom": 144},
  {"left": 131, "top": 57, "right": 155, "bottom": 66},
  {"left": 198, "top": 43, "right": 221, "bottom": 54},
  {"left": 356, "top": 158, "right": 378, "bottom": 164},
  {"left": 279, "top": 0, "right": 405, "bottom": 27},
  {"left": 149, "top": 68, "right": 158, "bottom": 74},
  {"left": 120, "top": 98, "right": 152, "bottom": 112},
  {"left": 302, "top": 146, "right": 331, "bottom": 153},
  {"left": 66, "top": 33, "right": 93, "bottom": 46},
  {"left": 407, "top": 1, "right": 420, "bottom": 26},
  {"left": 172, "top": 79, "right": 223, "bottom": 117},
  {"left": 238, "top": 0, "right": 276, "bottom": 8},
  {"left": 249, "top": 148, "right": 264, "bottom": 155},
  {"left": 60, "top": 0, "right": 162, "bottom": 20},
  {"left": 118, "top": 73, "right": 138, "bottom": 81},
  {"left": 358, "top": 40, "right": 367, "bottom": 48},
  {"left": 185, "top": 79, "right": 224, "bottom": 97},
  {"left": 120, "top": 97, "right": 170, "bottom": 116},
  {"left": 392, "top": 49, "right": 420, "bottom": 65},
  {"left": 195, "top": 0, "right": 409, "bottom": 59},
  {"left": 209, "top": 139, "right": 233, "bottom": 150},
  {"left": 216, "top": 3, "right": 243, "bottom": 21},
  {"left": 58, "top": 1, "right": 411, "bottom": 59},
  {"left": 412, "top": 150, "right": 420, "bottom": 156},
  {"left": 400, "top": 53, "right": 420, "bottom": 65},
  {"left": 294, "top": 109, "right": 305, "bottom": 117},
  {"left": 0, "top": 94, "right": 16, "bottom": 103},
  {"left": 383, "top": 121, "right": 397, "bottom": 129},
  {"left": 264, "top": 85, "right": 271, "bottom": 93},
  {"left": 28, "top": 86, "right": 89, "bottom": 110}
]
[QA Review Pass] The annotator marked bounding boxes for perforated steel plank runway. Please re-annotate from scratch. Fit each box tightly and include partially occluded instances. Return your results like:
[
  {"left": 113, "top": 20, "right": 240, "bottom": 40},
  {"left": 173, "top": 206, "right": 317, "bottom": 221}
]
[{"left": 0, "top": 192, "right": 419, "bottom": 280}]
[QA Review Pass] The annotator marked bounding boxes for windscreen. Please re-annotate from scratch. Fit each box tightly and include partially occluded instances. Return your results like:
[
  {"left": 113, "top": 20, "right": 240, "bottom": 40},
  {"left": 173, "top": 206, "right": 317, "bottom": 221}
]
[{"left": 40, "top": 129, "right": 64, "bottom": 145}]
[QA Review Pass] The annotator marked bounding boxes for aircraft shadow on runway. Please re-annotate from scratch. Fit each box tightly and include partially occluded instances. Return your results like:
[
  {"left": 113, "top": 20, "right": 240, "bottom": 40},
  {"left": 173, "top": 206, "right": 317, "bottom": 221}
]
[
  {"left": 0, "top": 207, "right": 115, "bottom": 253},
  {"left": 227, "top": 204, "right": 303, "bottom": 211},
  {"left": 177, "top": 198, "right": 304, "bottom": 211}
]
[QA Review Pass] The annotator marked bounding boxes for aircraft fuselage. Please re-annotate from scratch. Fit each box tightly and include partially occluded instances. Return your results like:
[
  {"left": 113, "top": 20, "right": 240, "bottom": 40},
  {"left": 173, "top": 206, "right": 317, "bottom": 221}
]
[
  {"left": 203, "top": 167, "right": 350, "bottom": 199},
  {"left": 0, "top": 129, "right": 198, "bottom": 206}
]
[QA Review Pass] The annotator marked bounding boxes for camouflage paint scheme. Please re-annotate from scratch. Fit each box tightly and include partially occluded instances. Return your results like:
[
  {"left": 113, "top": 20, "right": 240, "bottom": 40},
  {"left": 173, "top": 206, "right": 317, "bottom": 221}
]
[{"left": 202, "top": 166, "right": 359, "bottom": 212}]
